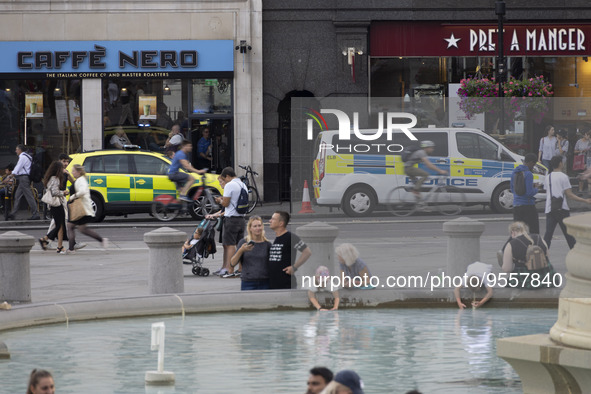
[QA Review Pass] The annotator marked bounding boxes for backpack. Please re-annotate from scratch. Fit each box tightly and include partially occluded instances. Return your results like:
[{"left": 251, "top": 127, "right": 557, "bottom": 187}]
[
  {"left": 518, "top": 237, "right": 548, "bottom": 271},
  {"left": 401, "top": 144, "right": 421, "bottom": 163},
  {"left": 234, "top": 185, "right": 249, "bottom": 215},
  {"left": 196, "top": 220, "right": 217, "bottom": 258},
  {"left": 24, "top": 153, "right": 43, "bottom": 183},
  {"left": 514, "top": 170, "right": 526, "bottom": 196}
]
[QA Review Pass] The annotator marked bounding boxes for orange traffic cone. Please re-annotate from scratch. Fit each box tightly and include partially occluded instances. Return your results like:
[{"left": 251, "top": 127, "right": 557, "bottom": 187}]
[{"left": 298, "top": 180, "right": 316, "bottom": 214}]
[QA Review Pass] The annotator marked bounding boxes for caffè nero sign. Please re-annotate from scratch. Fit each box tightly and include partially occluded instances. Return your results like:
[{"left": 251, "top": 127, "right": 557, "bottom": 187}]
[{"left": 0, "top": 40, "right": 233, "bottom": 78}]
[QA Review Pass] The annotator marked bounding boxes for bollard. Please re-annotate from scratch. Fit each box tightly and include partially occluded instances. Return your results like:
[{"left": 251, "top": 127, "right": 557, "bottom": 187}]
[
  {"left": 295, "top": 222, "right": 339, "bottom": 287},
  {"left": 442, "top": 217, "right": 485, "bottom": 279},
  {"left": 0, "top": 341, "right": 9, "bottom": 359},
  {"left": 0, "top": 231, "right": 35, "bottom": 303},
  {"left": 144, "top": 227, "right": 187, "bottom": 295}
]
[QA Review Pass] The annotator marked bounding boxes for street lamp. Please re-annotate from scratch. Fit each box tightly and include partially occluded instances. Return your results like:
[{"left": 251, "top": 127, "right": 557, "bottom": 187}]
[{"left": 496, "top": 0, "right": 506, "bottom": 134}]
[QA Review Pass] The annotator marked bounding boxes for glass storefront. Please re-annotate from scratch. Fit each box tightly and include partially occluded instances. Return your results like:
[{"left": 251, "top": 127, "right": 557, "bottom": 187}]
[
  {"left": 0, "top": 79, "right": 81, "bottom": 169},
  {"left": 101, "top": 77, "right": 233, "bottom": 171}
]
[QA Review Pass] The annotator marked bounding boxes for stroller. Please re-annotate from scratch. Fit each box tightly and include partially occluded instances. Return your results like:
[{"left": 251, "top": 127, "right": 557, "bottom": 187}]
[{"left": 183, "top": 218, "right": 218, "bottom": 276}]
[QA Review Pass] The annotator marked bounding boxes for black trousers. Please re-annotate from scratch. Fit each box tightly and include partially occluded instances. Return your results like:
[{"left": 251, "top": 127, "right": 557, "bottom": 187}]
[
  {"left": 544, "top": 210, "right": 576, "bottom": 250},
  {"left": 513, "top": 204, "right": 540, "bottom": 234}
]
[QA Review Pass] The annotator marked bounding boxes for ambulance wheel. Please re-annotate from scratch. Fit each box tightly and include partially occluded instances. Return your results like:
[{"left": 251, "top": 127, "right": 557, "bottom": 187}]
[
  {"left": 192, "top": 266, "right": 202, "bottom": 276},
  {"left": 201, "top": 268, "right": 210, "bottom": 277},
  {"left": 90, "top": 194, "right": 105, "bottom": 222},
  {"left": 491, "top": 183, "right": 513, "bottom": 214},
  {"left": 342, "top": 186, "right": 376, "bottom": 217}
]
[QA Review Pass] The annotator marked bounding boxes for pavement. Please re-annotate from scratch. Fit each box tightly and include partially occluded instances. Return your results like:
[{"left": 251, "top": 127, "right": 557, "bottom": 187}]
[{"left": 0, "top": 199, "right": 588, "bottom": 332}]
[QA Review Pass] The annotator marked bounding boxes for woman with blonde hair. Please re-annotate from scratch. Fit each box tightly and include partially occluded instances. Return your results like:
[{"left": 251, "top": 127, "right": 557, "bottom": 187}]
[
  {"left": 230, "top": 215, "right": 271, "bottom": 289},
  {"left": 501, "top": 221, "right": 555, "bottom": 289},
  {"left": 27, "top": 369, "right": 55, "bottom": 394},
  {"left": 335, "top": 243, "right": 373, "bottom": 288},
  {"left": 65, "top": 164, "right": 107, "bottom": 254}
]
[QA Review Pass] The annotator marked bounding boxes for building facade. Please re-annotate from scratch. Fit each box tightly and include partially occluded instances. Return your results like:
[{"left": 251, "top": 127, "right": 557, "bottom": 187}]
[
  {"left": 0, "top": 0, "right": 263, "bottom": 196},
  {"left": 263, "top": 1, "right": 591, "bottom": 201}
]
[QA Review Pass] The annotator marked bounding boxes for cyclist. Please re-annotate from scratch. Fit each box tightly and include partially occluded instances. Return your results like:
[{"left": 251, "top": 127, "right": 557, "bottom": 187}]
[
  {"left": 404, "top": 140, "right": 448, "bottom": 197},
  {"left": 167, "top": 139, "right": 206, "bottom": 202}
]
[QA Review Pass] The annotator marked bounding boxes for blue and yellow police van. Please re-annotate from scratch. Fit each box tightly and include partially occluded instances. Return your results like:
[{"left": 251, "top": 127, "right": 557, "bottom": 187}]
[{"left": 312, "top": 127, "right": 546, "bottom": 217}]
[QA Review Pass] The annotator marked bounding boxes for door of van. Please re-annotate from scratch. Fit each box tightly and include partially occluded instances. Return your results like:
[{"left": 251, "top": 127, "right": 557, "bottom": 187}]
[{"left": 452, "top": 131, "right": 508, "bottom": 201}]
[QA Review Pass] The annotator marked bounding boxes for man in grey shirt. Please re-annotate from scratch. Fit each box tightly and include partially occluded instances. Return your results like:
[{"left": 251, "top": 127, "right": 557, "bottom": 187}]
[{"left": 404, "top": 140, "right": 447, "bottom": 196}]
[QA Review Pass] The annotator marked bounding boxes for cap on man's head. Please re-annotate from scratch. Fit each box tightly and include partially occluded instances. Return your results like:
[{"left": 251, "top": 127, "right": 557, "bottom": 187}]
[
  {"left": 334, "top": 370, "right": 364, "bottom": 394},
  {"left": 420, "top": 140, "right": 435, "bottom": 148},
  {"left": 523, "top": 153, "right": 537, "bottom": 164}
]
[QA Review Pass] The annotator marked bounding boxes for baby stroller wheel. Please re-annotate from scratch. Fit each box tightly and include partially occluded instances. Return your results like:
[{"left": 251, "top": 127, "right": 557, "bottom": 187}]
[
  {"left": 201, "top": 268, "right": 210, "bottom": 277},
  {"left": 192, "top": 266, "right": 202, "bottom": 276}
]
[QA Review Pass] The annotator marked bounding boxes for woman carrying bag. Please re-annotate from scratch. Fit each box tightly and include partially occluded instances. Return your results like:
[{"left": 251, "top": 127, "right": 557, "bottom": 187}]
[
  {"left": 66, "top": 164, "right": 108, "bottom": 254},
  {"left": 39, "top": 161, "right": 69, "bottom": 253}
]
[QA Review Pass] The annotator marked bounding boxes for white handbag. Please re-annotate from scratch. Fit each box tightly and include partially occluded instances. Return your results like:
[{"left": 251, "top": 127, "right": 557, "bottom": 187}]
[{"left": 41, "top": 189, "right": 61, "bottom": 207}]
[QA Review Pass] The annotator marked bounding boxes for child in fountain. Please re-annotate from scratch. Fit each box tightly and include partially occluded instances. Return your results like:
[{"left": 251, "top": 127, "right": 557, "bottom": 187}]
[
  {"left": 453, "top": 261, "right": 494, "bottom": 309},
  {"left": 306, "top": 265, "right": 340, "bottom": 311}
]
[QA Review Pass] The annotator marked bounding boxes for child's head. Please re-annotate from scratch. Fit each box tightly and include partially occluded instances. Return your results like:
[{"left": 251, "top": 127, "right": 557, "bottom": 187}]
[
  {"left": 5, "top": 163, "right": 14, "bottom": 174},
  {"left": 194, "top": 227, "right": 204, "bottom": 239},
  {"left": 315, "top": 265, "right": 330, "bottom": 281}
]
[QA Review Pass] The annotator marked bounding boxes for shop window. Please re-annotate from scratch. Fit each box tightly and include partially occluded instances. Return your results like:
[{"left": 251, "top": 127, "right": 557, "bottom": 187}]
[
  {"left": 102, "top": 78, "right": 188, "bottom": 151},
  {"left": 0, "top": 79, "right": 81, "bottom": 170},
  {"left": 192, "top": 79, "right": 232, "bottom": 114}
]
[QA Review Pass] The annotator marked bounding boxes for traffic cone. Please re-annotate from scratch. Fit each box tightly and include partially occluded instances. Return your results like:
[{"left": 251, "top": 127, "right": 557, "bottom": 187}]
[{"left": 298, "top": 180, "right": 316, "bottom": 214}]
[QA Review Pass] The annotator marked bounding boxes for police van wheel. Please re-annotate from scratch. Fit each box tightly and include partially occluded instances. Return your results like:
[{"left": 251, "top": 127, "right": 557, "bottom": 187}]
[
  {"left": 491, "top": 183, "right": 513, "bottom": 214},
  {"left": 342, "top": 186, "right": 376, "bottom": 217}
]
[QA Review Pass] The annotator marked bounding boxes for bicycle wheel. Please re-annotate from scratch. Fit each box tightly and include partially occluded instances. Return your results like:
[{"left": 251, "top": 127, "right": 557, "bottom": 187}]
[
  {"left": 387, "top": 186, "right": 419, "bottom": 217},
  {"left": 151, "top": 201, "right": 179, "bottom": 221},
  {"left": 247, "top": 186, "right": 259, "bottom": 214},
  {"left": 193, "top": 190, "right": 220, "bottom": 218},
  {"left": 434, "top": 185, "right": 466, "bottom": 215}
]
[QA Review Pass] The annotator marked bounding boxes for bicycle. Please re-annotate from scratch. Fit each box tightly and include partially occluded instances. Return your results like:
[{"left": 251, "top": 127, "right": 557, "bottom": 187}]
[
  {"left": 238, "top": 164, "right": 261, "bottom": 214},
  {"left": 151, "top": 173, "right": 220, "bottom": 222},
  {"left": 386, "top": 175, "right": 466, "bottom": 217}
]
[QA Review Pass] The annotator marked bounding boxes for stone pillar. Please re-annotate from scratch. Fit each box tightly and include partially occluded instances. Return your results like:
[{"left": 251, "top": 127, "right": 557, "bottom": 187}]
[
  {"left": 498, "top": 213, "right": 591, "bottom": 393},
  {"left": 144, "top": 227, "right": 186, "bottom": 295},
  {"left": 442, "top": 217, "right": 485, "bottom": 279},
  {"left": 0, "top": 231, "right": 35, "bottom": 303},
  {"left": 550, "top": 213, "right": 591, "bottom": 349},
  {"left": 295, "top": 222, "right": 339, "bottom": 286}
]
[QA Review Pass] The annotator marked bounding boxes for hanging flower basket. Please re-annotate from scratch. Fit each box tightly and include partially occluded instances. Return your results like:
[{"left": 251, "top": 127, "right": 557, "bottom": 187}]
[{"left": 457, "top": 76, "right": 553, "bottom": 122}]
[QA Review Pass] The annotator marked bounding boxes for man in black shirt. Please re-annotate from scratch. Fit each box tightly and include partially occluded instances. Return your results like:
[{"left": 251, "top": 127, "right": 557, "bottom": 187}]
[{"left": 267, "top": 211, "right": 312, "bottom": 289}]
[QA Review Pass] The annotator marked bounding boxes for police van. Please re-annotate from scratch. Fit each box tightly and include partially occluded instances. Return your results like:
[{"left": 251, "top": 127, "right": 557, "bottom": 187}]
[{"left": 312, "top": 127, "right": 546, "bottom": 217}]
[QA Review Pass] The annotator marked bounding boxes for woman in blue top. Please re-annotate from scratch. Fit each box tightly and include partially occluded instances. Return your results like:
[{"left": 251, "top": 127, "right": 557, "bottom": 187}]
[{"left": 335, "top": 243, "right": 373, "bottom": 288}]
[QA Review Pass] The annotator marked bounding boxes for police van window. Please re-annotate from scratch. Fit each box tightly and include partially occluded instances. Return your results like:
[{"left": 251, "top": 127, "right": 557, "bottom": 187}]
[
  {"left": 328, "top": 131, "right": 448, "bottom": 156},
  {"left": 416, "top": 132, "right": 448, "bottom": 157},
  {"left": 457, "top": 132, "right": 498, "bottom": 160},
  {"left": 134, "top": 155, "right": 169, "bottom": 175}
]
